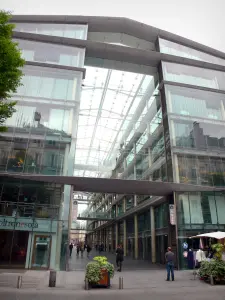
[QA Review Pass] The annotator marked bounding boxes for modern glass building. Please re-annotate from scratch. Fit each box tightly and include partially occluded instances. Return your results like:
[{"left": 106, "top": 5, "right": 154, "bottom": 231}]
[{"left": 1, "top": 15, "right": 225, "bottom": 270}]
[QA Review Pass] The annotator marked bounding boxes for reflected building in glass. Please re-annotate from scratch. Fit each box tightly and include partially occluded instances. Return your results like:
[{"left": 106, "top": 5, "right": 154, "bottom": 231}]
[{"left": 0, "top": 15, "right": 225, "bottom": 270}]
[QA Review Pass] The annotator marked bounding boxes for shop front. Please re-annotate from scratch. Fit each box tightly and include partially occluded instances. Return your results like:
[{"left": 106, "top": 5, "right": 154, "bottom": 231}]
[
  {"left": 0, "top": 216, "right": 57, "bottom": 269},
  {"left": 175, "top": 191, "right": 225, "bottom": 269}
]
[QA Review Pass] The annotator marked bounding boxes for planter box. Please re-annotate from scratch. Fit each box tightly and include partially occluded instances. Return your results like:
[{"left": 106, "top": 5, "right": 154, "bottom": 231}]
[{"left": 89, "top": 269, "right": 110, "bottom": 288}]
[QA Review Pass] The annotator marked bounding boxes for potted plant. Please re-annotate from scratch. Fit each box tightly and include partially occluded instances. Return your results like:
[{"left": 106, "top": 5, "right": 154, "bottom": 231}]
[
  {"left": 199, "top": 259, "right": 225, "bottom": 283},
  {"left": 85, "top": 256, "right": 114, "bottom": 288}
]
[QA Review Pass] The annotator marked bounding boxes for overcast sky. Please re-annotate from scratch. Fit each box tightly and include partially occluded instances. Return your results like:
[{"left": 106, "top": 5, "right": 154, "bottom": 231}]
[{"left": 1, "top": 0, "right": 225, "bottom": 52}]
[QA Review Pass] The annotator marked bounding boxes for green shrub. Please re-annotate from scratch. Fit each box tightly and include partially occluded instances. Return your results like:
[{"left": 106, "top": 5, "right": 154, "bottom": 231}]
[{"left": 199, "top": 260, "right": 225, "bottom": 279}]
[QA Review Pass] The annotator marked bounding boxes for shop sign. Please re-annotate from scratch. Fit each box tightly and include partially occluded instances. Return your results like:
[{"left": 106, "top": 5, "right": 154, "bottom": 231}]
[
  {"left": 169, "top": 204, "right": 176, "bottom": 225},
  {"left": 0, "top": 218, "right": 38, "bottom": 229},
  {"left": 0, "top": 216, "right": 57, "bottom": 233}
]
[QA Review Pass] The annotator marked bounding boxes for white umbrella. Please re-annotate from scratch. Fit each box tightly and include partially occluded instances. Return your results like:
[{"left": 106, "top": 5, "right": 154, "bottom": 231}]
[{"left": 190, "top": 231, "right": 225, "bottom": 240}]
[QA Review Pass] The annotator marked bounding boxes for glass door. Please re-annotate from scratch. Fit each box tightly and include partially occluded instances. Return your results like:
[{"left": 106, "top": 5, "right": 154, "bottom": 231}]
[{"left": 31, "top": 235, "right": 51, "bottom": 269}]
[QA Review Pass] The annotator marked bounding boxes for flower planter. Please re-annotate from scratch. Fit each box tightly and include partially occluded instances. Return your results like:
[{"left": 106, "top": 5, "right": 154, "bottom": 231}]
[{"left": 85, "top": 256, "right": 114, "bottom": 289}]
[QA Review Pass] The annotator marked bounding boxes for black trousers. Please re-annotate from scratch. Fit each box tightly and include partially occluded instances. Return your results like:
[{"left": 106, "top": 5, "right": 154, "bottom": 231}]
[{"left": 116, "top": 259, "right": 123, "bottom": 271}]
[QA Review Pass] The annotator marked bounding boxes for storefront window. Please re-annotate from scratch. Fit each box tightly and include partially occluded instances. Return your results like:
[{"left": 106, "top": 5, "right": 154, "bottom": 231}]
[{"left": 176, "top": 191, "right": 225, "bottom": 269}]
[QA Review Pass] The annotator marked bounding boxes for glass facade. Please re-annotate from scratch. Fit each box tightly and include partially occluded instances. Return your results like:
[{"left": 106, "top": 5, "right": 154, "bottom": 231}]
[
  {"left": 15, "top": 39, "right": 85, "bottom": 68},
  {"left": 6, "top": 17, "right": 225, "bottom": 271},
  {"left": 1, "top": 21, "right": 86, "bottom": 270},
  {"left": 162, "top": 61, "right": 225, "bottom": 91},
  {"left": 14, "top": 23, "right": 87, "bottom": 40},
  {"left": 0, "top": 65, "right": 82, "bottom": 176},
  {"left": 159, "top": 38, "right": 225, "bottom": 66}
]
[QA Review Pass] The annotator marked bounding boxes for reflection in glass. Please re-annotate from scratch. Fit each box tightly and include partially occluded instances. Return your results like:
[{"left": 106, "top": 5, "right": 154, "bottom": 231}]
[
  {"left": 172, "top": 120, "right": 225, "bottom": 152},
  {"left": 14, "top": 23, "right": 87, "bottom": 40},
  {"left": 15, "top": 39, "right": 84, "bottom": 68},
  {"left": 177, "top": 155, "right": 225, "bottom": 186},
  {"left": 176, "top": 191, "right": 225, "bottom": 226},
  {"left": 159, "top": 38, "right": 225, "bottom": 66},
  {"left": 162, "top": 62, "right": 225, "bottom": 91},
  {"left": 165, "top": 85, "right": 224, "bottom": 120}
]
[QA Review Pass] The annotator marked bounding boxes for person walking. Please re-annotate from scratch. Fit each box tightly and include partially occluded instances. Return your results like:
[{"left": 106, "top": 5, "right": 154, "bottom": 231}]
[
  {"left": 69, "top": 243, "right": 73, "bottom": 257},
  {"left": 87, "top": 244, "right": 92, "bottom": 258},
  {"left": 165, "top": 247, "right": 175, "bottom": 281},
  {"left": 116, "top": 244, "right": 124, "bottom": 272},
  {"left": 80, "top": 242, "right": 84, "bottom": 258},
  {"left": 76, "top": 243, "right": 80, "bottom": 257}
]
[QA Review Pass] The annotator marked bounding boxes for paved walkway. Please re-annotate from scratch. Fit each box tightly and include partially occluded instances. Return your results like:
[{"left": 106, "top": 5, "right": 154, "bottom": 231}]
[
  {"left": 0, "top": 251, "right": 222, "bottom": 293},
  {"left": 68, "top": 250, "right": 163, "bottom": 271}
]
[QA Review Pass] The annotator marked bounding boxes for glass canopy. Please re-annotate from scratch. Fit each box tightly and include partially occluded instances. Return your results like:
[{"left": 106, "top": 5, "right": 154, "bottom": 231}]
[{"left": 74, "top": 66, "right": 154, "bottom": 178}]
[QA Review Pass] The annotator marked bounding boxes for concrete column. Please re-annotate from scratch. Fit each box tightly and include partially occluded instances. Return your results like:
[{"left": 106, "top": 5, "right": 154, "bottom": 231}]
[
  {"left": 134, "top": 214, "right": 138, "bottom": 259},
  {"left": 123, "top": 219, "right": 127, "bottom": 256},
  {"left": 115, "top": 223, "right": 118, "bottom": 249},
  {"left": 151, "top": 206, "right": 156, "bottom": 263},
  {"left": 134, "top": 195, "right": 137, "bottom": 207}
]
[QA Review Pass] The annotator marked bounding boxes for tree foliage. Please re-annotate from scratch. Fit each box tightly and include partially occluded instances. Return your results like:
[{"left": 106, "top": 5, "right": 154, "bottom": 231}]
[{"left": 0, "top": 10, "right": 25, "bottom": 132}]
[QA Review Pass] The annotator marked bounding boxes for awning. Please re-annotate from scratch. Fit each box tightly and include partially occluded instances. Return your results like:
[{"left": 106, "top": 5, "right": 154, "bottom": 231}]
[{"left": 190, "top": 231, "right": 225, "bottom": 240}]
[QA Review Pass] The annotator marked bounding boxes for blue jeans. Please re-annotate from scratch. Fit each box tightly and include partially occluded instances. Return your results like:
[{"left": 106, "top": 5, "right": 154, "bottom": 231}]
[{"left": 166, "top": 262, "right": 174, "bottom": 280}]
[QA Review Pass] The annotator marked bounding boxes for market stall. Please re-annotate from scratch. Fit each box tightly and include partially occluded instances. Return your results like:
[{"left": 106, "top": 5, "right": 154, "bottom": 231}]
[{"left": 190, "top": 231, "right": 225, "bottom": 284}]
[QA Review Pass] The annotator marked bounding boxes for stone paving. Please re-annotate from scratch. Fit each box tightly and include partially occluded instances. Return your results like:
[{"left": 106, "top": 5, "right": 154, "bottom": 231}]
[
  {"left": 0, "top": 249, "right": 223, "bottom": 294},
  {"left": 68, "top": 249, "right": 163, "bottom": 271}
]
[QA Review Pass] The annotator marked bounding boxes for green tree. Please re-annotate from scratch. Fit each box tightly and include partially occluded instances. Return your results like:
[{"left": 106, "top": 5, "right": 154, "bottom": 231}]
[{"left": 0, "top": 10, "right": 25, "bottom": 132}]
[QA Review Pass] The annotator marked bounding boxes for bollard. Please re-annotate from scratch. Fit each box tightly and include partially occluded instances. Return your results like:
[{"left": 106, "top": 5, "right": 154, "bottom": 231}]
[
  {"left": 49, "top": 270, "right": 56, "bottom": 287},
  {"left": 210, "top": 275, "right": 214, "bottom": 285},
  {"left": 193, "top": 270, "right": 197, "bottom": 280},
  {"left": 85, "top": 277, "right": 89, "bottom": 290},
  {"left": 17, "top": 275, "right": 22, "bottom": 289},
  {"left": 119, "top": 276, "right": 123, "bottom": 289}
]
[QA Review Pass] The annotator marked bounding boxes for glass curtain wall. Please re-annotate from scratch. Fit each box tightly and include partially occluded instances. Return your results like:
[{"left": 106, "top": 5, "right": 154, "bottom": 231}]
[
  {"left": 162, "top": 61, "right": 225, "bottom": 91},
  {"left": 14, "top": 23, "right": 88, "bottom": 40},
  {"left": 0, "top": 65, "right": 81, "bottom": 176},
  {"left": 159, "top": 38, "right": 225, "bottom": 66},
  {"left": 15, "top": 39, "right": 85, "bottom": 68},
  {"left": 162, "top": 64, "right": 225, "bottom": 187}
]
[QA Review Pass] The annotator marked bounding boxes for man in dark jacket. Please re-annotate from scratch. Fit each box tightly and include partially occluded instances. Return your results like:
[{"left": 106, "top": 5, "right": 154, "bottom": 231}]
[{"left": 116, "top": 244, "right": 124, "bottom": 272}]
